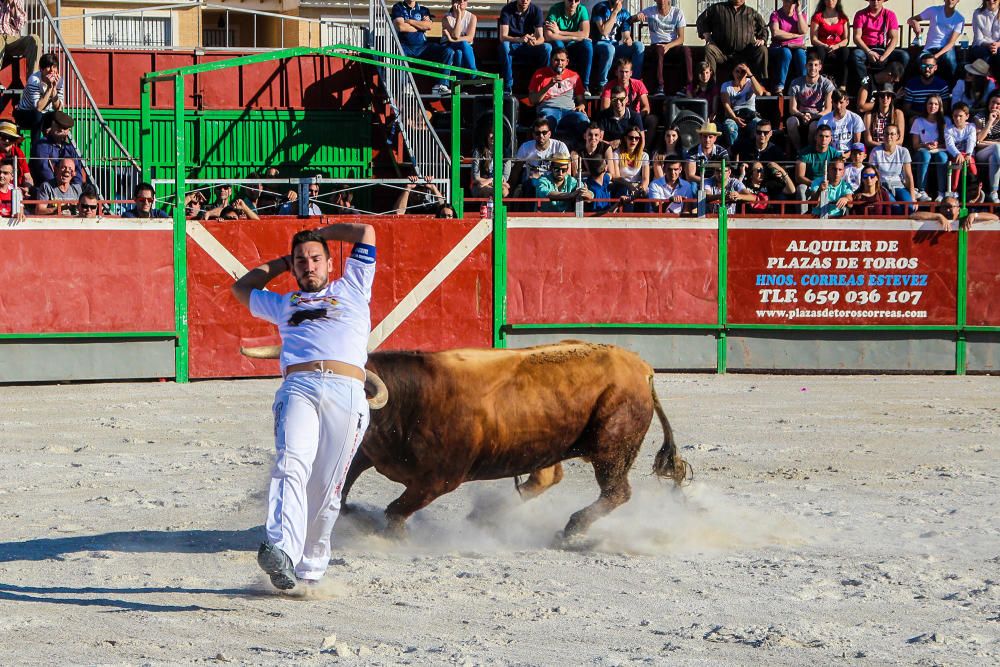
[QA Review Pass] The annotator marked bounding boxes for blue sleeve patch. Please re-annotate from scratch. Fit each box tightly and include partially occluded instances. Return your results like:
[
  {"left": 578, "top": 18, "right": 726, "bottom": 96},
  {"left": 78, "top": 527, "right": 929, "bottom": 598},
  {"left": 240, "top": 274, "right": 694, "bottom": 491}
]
[{"left": 351, "top": 243, "right": 376, "bottom": 264}]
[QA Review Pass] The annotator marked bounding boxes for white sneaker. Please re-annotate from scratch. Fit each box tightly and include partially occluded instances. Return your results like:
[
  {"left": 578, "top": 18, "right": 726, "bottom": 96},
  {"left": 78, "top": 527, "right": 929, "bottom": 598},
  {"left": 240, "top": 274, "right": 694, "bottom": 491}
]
[
  {"left": 916, "top": 189, "right": 932, "bottom": 202},
  {"left": 934, "top": 194, "right": 944, "bottom": 202},
  {"left": 989, "top": 191, "right": 999, "bottom": 204},
  {"left": 431, "top": 84, "right": 451, "bottom": 96}
]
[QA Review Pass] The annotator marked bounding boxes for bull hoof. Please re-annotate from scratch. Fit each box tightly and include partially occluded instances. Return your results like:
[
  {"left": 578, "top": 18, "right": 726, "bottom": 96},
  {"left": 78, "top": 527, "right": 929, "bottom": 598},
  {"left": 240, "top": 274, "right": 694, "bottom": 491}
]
[
  {"left": 381, "top": 521, "right": 409, "bottom": 541},
  {"left": 551, "top": 530, "right": 596, "bottom": 551}
]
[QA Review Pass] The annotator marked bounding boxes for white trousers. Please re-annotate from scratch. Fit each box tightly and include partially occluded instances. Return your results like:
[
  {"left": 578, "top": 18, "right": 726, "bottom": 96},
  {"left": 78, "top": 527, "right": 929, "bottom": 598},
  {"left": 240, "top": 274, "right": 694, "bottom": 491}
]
[{"left": 267, "top": 371, "right": 369, "bottom": 580}]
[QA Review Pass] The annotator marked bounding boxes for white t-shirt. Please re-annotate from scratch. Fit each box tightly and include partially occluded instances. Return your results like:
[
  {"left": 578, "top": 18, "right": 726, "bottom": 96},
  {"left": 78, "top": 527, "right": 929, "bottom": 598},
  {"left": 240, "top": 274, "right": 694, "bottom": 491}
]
[
  {"left": 648, "top": 177, "right": 694, "bottom": 214},
  {"left": 818, "top": 110, "right": 865, "bottom": 154},
  {"left": 870, "top": 145, "right": 912, "bottom": 190},
  {"left": 972, "top": 7, "right": 1000, "bottom": 47},
  {"left": 249, "top": 245, "right": 376, "bottom": 375},
  {"left": 641, "top": 5, "right": 685, "bottom": 44},
  {"left": 844, "top": 163, "right": 864, "bottom": 191},
  {"left": 919, "top": 6, "right": 965, "bottom": 50},
  {"left": 721, "top": 78, "right": 756, "bottom": 112},
  {"left": 910, "top": 116, "right": 943, "bottom": 146},
  {"left": 515, "top": 139, "right": 570, "bottom": 181}
]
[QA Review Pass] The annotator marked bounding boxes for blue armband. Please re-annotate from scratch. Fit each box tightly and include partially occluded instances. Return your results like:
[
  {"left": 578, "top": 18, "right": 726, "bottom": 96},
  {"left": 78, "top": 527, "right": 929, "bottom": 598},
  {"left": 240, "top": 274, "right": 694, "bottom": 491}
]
[{"left": 351, "top": 243, "right": 376, "bottom": 264}]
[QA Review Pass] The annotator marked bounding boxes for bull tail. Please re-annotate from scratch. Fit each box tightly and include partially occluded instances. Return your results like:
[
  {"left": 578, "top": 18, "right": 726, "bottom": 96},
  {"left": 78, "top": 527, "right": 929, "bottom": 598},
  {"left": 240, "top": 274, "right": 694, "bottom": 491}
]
[{"left": 650, "top": 376, "right": 692, "bottom": 486}]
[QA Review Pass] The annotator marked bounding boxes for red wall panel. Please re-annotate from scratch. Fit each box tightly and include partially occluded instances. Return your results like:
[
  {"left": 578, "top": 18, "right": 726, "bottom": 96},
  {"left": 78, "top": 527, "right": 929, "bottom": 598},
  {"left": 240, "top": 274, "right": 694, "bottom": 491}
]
[{"left": 967, "top": 230, "right": 1000, "bottom": 326}]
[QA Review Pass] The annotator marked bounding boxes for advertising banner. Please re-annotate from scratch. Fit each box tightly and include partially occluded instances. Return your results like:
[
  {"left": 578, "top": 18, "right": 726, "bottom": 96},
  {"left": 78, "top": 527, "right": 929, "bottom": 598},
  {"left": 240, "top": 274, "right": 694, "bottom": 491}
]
[
  {"left": 727, "top": 221, "right": 958, "bottom": 326},
  {"left": 967, "top": 226, "right": 1000, "bottom": 327}
]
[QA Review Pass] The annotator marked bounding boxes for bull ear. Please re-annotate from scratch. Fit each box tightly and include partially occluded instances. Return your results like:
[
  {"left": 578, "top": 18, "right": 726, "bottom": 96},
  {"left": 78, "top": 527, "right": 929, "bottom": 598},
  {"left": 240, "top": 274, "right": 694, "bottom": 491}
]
[{"left": 241, "top": 345, "right": 282, "bottom": 359}]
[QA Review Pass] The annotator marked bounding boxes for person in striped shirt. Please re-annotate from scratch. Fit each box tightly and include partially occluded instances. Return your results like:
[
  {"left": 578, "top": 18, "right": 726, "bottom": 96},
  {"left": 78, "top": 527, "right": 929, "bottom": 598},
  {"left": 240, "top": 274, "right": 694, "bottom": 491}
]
[{"left": 900, "top": 54, "right": 952, "bottom": 115}]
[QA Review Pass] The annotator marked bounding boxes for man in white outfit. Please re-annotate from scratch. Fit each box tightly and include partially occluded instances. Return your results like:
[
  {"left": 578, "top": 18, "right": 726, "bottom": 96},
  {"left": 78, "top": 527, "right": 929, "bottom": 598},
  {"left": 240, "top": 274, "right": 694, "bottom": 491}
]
[{"left": 232, "top": 222, "right": 376, "bottom": 590}]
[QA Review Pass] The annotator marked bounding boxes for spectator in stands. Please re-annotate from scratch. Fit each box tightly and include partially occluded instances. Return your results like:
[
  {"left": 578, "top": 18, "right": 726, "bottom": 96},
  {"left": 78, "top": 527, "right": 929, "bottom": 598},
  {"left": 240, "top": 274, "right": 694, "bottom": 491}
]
[
  {"left": 704, "top": 163, "right": 754, "bottom": 214},
  {"left": 785, "top": 53, "right": 835, "bottom": 154},
  {"left": 582, "top": 148, "right": 616, "bottom": 212},
  {"left": 528, "top": 48, "right": 590, "bottom": 147},
  {"left": 913, "top": 195, "right": 999, "bottom": 229},
  {"left": 870, "top": 124, "right": 916, "bottom": 214},
  {"left": 391, "top": 0, "right": 455, "bottom": 96},
  {"left": 441, "top": 0, "right": 478, "bottom": 76},
  {"left": 77, "top": 190, "right": 100, "bottom": 219},
  {"left": 634, "top": 0, "right": 690, "bottom": 97},
  {"left": 794, "top": 124, "right": 840, "bottom": 208},
  {"left": 810, "top": 0, "right": 851, "bottom": 89},
  {"left": 208, "top": 183, "right": 234, "bottom": 211},
  {"left": 856, "top": 62, "right": 904, "bottom": 114},
  {"left": 652, "top": 126, "right": 683, "bottom": 178},
  {"left": 809, "top": 158, "right": 854, "bottom": 217},
  {"left": 185, "top": 191, "right": 207, "bottom": 220},
  {"left": 910, "top": 95, "right": 949, "bottom": 202},
  {"left": 34, "top": 157, "right": 82, "bottom": 215},
  {"left": 216, "top": 206, "right": 240, "bottom": 221},
  {"left": 719, "top": 61, "right": 765, "bottom": 149},
  {"left": 253, "top": 167, "right": 283, "bottom": 214},
  {"left": 392, "top": 174, "right": 445, "bottom": 214},
  {"left": 599, "top": 59, "right": 656, "bottom": 146},
  {"left": 0, "top": 0, "right": 40, "bottom": 81},
  {"left": 851, "top": 0, "right": 908, "bottom": 91},
  {"left": 29, "top": 110, "right": 83, "bottom": 186},
  {"left": 844, "top": 142, "right": 867, "bottom": 189},
  {"left": 544, "top": 0, "right": 594, "bottom": 93},
  {"left": 742, "top": 160, "right": 796, "bottom": 213},
  {"left": 511, "top": 117, "right": 570, "bottom": 189},
  {"left": 851, "top": 165, "right": 893, "bottom": 215},
  {"left": 734, "top": 119, "right": 785, "bottom": 169},
  {"left": 331, "top": 190, "right": 362, "bottom": 215},
  {"left": 945, "top": 102, "right": 978, "bottom": 197},
  {"left": 769, "top": 0, "right": 808, "bottom": 96},
  {"left": 217, "top": 198, "right": 259, "bottom": 220},
  {"left": 532, "top": 153, "right": 592, "bottom": 212},
  {"left": 906, "top": 0, "right": 965, "bottom": 82},
  {"left": 900, "top": 54, "right": 952, "bottom": 114},
  {"left": 863, "top": 84, "right": 906, "bottom": 150},
  {"left": 686, "top": 61, "right": 720, "bottom": 121},
  {"left": 684, "top": 122, "right": 729, "bottom": 186},
  {"left": 952, "top": 59, "right": 996, "bottom": 115},
  {"left": 122, "top": 182, "right": 169, "bottom": 219},
  {"left": 498, "top": 0, "right": 551, "bottom": 94},
  {"left": 590, "top": 0, "right": 643, "bottom": 92},
  {"left": 435, "top": 202, "right": 457, "bottom": 218},
  {"left": 611, "top": 125, "right": 649, "bottom": 209},
  {"left": 819, "top": 90, "right": 865, "bottom": 155},
  {"left": 974, "top": 93, "right": 1000, "bottom": 202},
  {"left": 573, "top": 122, "right": 615, "bottom": 179},
  {"left": 648, "top": 159, "right": 694, "bottom": 214},
  {"left": 15, "top": 52, "right": 63, "bottom": 141},
  {"left": 696, "top": 0, "right": 767, "bottom": 81},
  {"left": 597, "top": 85, "right": 644, "bottom": 148},
  {"left": 969, "top": 0, "right": 1000, "bottom": 74},
  {"left": 470, "top": 127, "right": 511, "bottom": 198},
  {"left": 0, "top": 119, "right": 31, "bottom": 191},
  {"left": 0, "top": 157, "right": 21, "bottom": 219}
]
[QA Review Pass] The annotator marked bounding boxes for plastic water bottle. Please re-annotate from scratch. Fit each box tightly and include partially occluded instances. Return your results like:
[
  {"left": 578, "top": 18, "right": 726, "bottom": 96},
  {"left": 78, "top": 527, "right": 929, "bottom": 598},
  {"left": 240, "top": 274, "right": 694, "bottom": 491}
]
[
  {"left": 912, "top": 32, "right": 925, "bottom": 48},
  {"left": 484, "top": 199, "right": 494, "bottom": 219}
]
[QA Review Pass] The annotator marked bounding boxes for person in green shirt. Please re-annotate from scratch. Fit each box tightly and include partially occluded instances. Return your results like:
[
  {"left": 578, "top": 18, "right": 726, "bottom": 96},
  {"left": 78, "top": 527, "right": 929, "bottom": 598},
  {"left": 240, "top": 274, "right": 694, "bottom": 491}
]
[
  {"left": 809, "top": 158, "right": 854, "bottom": 217},
  {"left": 794, "top": 124, "right": 841, "bottom": 212},
  {"left": 544, "top": 0, "right": 595, "bottom": 92},
  {"left": 532, "top": 153, "right": 594, "bottom": 211}
]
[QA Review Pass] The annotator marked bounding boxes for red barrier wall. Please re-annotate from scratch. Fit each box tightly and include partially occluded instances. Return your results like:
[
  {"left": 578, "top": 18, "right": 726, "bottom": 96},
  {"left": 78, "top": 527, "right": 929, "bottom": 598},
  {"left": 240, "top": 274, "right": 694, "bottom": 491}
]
[
  {"left": 0, "top": 225, "right": 174, "bottom": 334},
  {"left": 967, "top": 230, "right": 1000, "bottom": 326},
  {"left": 186, "top": 216, "right": 493, "bottom": 378},
  {"left": 506, "top": 221, "right": 718, "bottom": 324},
  {"left": 728, "top": 225, "right": 958, "bottom": 325}
]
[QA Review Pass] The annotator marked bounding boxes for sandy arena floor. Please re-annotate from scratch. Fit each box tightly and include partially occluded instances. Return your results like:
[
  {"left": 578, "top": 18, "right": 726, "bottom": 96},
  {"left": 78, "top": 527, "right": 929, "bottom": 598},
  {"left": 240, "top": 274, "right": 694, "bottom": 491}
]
[{"left": 0, "top": 374, "right": 998, "bottom": 666}]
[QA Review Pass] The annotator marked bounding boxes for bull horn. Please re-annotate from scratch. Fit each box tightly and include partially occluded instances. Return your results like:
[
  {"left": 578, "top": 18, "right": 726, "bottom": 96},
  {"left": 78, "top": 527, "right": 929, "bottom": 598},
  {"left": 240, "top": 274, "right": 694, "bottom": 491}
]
[
  {"left": 241, "top": 345, "right": 281, "bottom": 359},
  {"left": 365, "top": 370, "right": 388, "bottom": 410}
]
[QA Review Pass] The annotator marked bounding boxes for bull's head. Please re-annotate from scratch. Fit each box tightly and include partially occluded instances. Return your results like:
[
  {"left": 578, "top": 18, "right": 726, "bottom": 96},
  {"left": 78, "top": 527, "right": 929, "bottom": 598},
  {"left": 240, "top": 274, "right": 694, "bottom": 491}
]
[{"left": 240, "top": 346, "right": 388, "bottom": 409}]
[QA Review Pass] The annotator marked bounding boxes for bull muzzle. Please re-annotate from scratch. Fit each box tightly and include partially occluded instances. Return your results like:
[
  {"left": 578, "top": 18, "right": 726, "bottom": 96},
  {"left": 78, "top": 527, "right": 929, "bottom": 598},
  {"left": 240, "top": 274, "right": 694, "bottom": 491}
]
[{"left": 240, "top": 345, "right": 388, "bottom": 409}]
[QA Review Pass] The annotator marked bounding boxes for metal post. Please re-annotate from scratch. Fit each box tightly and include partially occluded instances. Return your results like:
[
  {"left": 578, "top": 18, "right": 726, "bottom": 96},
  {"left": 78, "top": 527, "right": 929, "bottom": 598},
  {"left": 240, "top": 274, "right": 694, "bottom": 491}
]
[
  {"left": 956, "top": 162, "right": 969, "bottom": 375},
  {"left": 140, "top": 81, "right": 152, "bottom": 183},
  {"left": 173, "top": 77, "right": 189, "bottom": 383},
  {"left": 450, "top": 85, "right": 463, "bottom": 217},
  {"left": 717, "top": 159, "right": 728, "bottom": 373},
  {"left": 492, "top": 76, "right": 507, "bottom": 349}
]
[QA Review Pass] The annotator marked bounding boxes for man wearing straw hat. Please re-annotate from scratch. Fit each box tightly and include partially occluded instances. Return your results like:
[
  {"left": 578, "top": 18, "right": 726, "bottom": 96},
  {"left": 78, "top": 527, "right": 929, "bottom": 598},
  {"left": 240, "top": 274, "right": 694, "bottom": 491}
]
[
  {"left": 683, "top": 121, "right": 729, "bottom": 186},
  {"left": 0, "top": 119, "right": 31, "bottom": 191}
]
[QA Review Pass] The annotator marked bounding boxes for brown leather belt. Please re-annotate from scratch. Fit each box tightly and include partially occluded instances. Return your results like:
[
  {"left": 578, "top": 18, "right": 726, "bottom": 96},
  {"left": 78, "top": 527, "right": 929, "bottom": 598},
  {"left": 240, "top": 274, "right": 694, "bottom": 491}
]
[{"left": 284, "top": 360, "right": 365, "bottom": 381}]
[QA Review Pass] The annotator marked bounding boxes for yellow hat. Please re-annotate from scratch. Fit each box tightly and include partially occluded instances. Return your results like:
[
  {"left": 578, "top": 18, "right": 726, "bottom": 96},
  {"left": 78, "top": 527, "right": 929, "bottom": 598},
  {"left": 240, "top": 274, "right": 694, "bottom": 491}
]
[
  {"left": 0, "top": 120, "right": 22, "bottom": 141},
  {"left": 697, "top": 122, "right": 722, "bottom": 136}
]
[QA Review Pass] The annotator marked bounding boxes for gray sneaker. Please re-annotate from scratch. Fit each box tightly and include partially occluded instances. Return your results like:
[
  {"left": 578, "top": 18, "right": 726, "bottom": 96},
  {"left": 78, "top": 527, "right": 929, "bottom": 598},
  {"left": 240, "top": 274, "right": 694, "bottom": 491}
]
[{"left": 257, "top": 542, "right": 296, "bottom": 590}]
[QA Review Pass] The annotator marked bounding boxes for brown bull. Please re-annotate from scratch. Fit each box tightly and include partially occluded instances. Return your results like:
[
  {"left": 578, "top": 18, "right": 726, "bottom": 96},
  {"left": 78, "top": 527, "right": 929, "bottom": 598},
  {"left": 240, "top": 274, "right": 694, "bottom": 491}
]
[{"left": 340, "top": 341, "right": 689, "bottom": 538}]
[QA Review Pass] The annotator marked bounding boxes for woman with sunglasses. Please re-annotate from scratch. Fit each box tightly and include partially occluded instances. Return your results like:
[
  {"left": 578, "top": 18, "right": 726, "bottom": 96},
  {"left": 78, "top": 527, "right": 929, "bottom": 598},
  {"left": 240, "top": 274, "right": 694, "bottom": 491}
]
[
  {"left": 611, "top": 125, "right": 649, "bottom": 210},
  {"left": 742, "top": 160, "right": 796, "bottom": 213},
  {"left": 851, "top": 166, "right": 893, "bottom": 216},
  {"left": 863, "top": 85, "right": 906, "bottom": 151},
  {"left": 870, "top": 124, "right": 916, "bottom": 214}
]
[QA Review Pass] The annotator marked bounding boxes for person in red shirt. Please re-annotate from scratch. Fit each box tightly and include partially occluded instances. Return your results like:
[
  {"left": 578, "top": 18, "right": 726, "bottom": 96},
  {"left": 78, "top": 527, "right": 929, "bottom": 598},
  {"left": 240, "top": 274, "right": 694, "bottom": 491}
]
[
  {"left": 0, "top": 158, "right": 23, "bottom": 221},
  {"left": 809, "top": 0, "right": 851, "bottom": 88},
  {"left": 0, "top": 120, "right": 32, "bottom": 193},
  {"left": 528, "top": 48, "right": 591, "bottom": 147}
]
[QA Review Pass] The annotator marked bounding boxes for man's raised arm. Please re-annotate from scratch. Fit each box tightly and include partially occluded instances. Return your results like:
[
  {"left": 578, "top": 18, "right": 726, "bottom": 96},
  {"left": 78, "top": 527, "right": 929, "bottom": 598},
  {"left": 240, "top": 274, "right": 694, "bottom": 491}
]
[
  {"left": 231, "top": 256, "right": 292, "bottom": 308},
  {"left": 317, "top": 221, "right": 375, "bottom": 246}
]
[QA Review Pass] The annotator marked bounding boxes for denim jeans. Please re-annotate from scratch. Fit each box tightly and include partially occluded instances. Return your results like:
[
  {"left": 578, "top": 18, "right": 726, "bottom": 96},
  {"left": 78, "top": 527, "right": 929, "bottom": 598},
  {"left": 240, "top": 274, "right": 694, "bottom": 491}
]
[
  {"left": 402, "top": 41, "right": 455, "bottom": 87},
  {"left": 551, "top": 39, "right": 594, "bottom": 89},
  {"left": 888, "top": 186, "right": 914, "bottom": 215},
  {"left": 722, "top": 115, "right": 759, "bottom": 148},
  {"left": 444, "top": 40, "right": 477, "bottom": 75},
  {"left": 499, "top": 41, "right": 552, "bottom": 90},
  {"left": 769, "top": 45, "right": 806, "bottom": 93},
  {"left": 539, "top": 106, "right": 591, "bottom": 147},
  {"left": 593, "top": 40, "right": 645, "bottom": 88},
  {"left": 913, "top": 148, "right": 949, "bottom": 194},
  {"left": 851, "top": 47, "right": 910, "bottom": 89}
]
